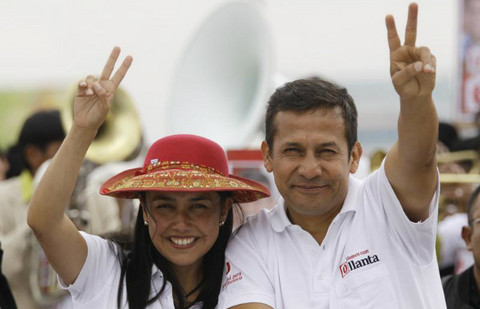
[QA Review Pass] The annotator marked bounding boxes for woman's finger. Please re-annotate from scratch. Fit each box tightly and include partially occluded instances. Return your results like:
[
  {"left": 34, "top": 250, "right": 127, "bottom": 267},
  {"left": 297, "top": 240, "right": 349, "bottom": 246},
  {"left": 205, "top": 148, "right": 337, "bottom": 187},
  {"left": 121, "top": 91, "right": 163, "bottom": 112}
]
[
  {"left": 100, "top": 46, "right": 121, "bottom": 81},
  {"left": 85, "top": 75, "right": 96, "bottom": 96}
]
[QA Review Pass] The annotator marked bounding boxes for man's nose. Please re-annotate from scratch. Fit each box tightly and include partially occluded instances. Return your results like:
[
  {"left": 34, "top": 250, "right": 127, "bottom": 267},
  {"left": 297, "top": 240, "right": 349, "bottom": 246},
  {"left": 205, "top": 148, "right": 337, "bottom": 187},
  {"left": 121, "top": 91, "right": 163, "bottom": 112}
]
[{"left": 298, "top": 153, "right": 321, "bottom": 179}]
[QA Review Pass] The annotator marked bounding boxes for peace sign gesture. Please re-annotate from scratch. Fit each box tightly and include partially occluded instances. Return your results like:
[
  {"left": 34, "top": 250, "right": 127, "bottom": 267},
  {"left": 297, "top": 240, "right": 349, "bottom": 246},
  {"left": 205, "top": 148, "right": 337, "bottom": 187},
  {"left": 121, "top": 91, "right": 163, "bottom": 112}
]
[
  {"left": 386, "top": 3, "right": 436, "bottom": 100},
  {"left": 73, "top": 47, "right": 133, "bottom": 131}
]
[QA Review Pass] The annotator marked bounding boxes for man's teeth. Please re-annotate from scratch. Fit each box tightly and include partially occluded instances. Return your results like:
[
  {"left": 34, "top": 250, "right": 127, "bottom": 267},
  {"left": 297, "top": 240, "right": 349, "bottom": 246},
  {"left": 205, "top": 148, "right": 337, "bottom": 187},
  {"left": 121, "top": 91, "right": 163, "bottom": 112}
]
[{"left": 170, "top": 237, "right": 196, "bottom": 246}]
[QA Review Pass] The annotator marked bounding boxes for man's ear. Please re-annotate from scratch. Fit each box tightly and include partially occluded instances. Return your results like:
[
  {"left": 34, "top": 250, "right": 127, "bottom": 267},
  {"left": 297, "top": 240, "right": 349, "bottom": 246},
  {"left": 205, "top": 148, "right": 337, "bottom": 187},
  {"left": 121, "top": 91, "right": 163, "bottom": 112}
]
[
  {"left": 462, "top": 226, "right": 473, "bottom": 250},
  {"left": 349, "top": 142, "right": 363, "bottom": 174},
  {"left": 261, "top": 141, "right": 273, "bottom": 173}
]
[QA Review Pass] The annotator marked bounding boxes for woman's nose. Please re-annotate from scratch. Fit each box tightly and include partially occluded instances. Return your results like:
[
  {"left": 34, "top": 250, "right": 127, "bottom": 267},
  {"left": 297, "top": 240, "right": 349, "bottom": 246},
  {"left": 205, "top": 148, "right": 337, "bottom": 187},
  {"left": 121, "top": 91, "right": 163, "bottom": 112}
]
[{"left": 171, "top": 210, "right": 191, "bottom": 230}]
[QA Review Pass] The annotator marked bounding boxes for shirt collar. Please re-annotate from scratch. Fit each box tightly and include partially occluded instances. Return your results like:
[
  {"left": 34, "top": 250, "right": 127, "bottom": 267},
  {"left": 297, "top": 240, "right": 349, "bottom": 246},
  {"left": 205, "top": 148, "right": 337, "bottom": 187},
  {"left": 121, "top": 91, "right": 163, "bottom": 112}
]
[
  {"left": 270, "top": 175, "right": 360, "bottom": 233},
  {"left": 151, "top": 264, "right": 167, "bottom": 296},
  {"left": 152, "top": 263, "right": 163, "bottom": 279},
  {"left": 270, "top": 197, "right": 292, "bottom": 232}
]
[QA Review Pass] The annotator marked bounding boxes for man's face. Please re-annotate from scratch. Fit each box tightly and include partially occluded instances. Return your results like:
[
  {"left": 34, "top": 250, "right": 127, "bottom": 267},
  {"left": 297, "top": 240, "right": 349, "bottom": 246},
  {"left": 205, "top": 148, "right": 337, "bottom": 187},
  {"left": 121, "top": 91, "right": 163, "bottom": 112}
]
[{"left": 261, "top": 108, "right": 361, "bottom": 222}]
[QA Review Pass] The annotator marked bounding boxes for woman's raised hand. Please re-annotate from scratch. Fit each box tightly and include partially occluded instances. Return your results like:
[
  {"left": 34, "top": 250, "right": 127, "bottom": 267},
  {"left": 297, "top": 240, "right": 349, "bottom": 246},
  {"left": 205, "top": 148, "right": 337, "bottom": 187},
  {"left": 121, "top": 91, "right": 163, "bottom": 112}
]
[{"left": 74, "top": 46, "right": 133, "bottom": 131}]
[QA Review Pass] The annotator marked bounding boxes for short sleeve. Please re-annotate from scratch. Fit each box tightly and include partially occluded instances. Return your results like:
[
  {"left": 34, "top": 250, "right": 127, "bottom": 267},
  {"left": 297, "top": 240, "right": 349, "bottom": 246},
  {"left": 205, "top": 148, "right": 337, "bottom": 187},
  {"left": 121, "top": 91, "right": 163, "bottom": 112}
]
[
  {"left": 58, "top": 232, "right": 119, "bottom": 304},
  {"left": 217, "top": 223, "right": 275, "bottom": 309},
  {"left": 365, "top": 161, "right": 440, "bottom": 266}
]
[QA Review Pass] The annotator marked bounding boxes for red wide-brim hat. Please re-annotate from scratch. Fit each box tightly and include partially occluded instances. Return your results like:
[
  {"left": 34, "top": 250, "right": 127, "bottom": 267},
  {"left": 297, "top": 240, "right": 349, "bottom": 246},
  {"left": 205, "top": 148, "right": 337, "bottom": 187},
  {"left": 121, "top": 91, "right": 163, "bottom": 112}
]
[{"left": 100, "top": 134, "right": 270, "bottom": 203}]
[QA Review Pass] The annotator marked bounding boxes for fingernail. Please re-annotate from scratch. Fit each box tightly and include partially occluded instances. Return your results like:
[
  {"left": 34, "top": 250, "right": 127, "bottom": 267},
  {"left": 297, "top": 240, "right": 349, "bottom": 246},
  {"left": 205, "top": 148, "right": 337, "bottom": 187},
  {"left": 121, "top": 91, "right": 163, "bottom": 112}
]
[
  {"left": 424, "top": 64, "right": 435, "bottom": 72},
  {"left": 414, "top": 62, "right": 422, "bottom": 72},
  {"left": 80, "top": 82, "right": 87, "bottom": 87},
  {"left": 86, "top": 88, "right": 94, "bottom": 95}
]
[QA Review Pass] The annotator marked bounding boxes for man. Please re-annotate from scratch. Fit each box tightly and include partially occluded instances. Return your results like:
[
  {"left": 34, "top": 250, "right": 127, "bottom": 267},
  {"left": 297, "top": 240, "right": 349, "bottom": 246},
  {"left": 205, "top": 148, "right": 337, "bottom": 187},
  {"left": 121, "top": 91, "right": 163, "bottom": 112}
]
[
  {"left": 218, "top": 3, "right": 445, "bottom": 308},
  {"left": 443, "top": 186, "right": 480, "bottom": 308}
]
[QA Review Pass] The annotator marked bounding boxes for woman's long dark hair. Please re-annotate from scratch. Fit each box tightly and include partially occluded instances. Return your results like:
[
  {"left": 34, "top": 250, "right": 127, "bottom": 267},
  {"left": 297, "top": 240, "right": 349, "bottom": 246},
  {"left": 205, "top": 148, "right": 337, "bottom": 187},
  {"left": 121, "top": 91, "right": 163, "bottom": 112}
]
[{"left": 109, "top": 191, "right": 234, "bottom": 309}]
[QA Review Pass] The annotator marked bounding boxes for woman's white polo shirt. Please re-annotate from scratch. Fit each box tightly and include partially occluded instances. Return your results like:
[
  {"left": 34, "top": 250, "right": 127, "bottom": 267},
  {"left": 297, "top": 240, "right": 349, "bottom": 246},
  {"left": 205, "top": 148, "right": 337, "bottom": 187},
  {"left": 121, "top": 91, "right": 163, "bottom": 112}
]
[{"left": 59, "top": 232, "right": 202, "bottom": 308}]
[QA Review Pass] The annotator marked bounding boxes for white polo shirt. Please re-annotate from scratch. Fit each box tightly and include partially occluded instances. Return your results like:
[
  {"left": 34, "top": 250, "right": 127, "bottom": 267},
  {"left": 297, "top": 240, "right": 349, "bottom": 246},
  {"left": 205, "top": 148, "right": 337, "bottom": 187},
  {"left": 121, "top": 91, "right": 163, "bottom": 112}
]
[
  {"left": 218, "top": 164, "right": 446, "bottom": 309},
  {"left": 59, "top": 232, "right": 202, "bottom": 309}
]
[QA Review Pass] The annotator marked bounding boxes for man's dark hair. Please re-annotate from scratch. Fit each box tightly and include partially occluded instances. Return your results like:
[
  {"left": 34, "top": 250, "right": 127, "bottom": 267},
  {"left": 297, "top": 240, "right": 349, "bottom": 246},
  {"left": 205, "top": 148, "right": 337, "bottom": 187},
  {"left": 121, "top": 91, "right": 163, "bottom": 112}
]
[
  {"left": 265, "top": 78, "right": 358, "bottom": 155},
  {"left": 6, "top": 110, "right": 65, "bottom": 178}
]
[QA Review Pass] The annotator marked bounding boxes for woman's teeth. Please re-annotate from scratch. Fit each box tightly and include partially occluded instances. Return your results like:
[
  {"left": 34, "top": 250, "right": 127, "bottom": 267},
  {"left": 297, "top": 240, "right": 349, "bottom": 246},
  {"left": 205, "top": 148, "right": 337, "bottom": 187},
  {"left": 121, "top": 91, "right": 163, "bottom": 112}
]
[{"left": 170, "top": 237, "right": 196, "bottom": 246}]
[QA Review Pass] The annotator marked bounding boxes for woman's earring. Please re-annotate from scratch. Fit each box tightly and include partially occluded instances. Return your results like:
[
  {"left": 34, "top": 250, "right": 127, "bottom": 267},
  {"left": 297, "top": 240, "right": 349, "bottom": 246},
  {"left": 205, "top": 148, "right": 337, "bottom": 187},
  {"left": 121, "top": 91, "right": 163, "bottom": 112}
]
[
  {"left": 144, "top": 220, "right": 148, "bottom": 226},
  {"left": 219, "top": 221, "right": 225, "bottom": 227}
]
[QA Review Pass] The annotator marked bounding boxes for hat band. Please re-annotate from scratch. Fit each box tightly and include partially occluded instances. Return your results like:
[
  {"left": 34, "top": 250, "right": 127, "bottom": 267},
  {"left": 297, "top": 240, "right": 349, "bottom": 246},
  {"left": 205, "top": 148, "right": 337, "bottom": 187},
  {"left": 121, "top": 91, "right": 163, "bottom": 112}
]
[{"left": 139, "top": 160, "right": 226, "bottom": 177}]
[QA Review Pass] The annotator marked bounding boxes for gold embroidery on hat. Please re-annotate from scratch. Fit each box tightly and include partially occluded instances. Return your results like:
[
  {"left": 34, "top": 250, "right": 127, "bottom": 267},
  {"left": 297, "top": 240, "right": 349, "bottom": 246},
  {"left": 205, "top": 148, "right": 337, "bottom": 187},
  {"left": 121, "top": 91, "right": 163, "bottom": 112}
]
[{"left": 144, "top": 161, "right": 224, "bottom": 176}]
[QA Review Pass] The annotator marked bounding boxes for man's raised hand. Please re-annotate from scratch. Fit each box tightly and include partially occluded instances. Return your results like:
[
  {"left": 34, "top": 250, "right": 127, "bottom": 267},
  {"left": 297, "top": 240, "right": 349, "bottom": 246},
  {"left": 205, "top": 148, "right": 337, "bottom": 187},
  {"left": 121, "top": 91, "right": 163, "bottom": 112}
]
[{"left": 386, "top": 3, "right": 436, "bottom": 100}]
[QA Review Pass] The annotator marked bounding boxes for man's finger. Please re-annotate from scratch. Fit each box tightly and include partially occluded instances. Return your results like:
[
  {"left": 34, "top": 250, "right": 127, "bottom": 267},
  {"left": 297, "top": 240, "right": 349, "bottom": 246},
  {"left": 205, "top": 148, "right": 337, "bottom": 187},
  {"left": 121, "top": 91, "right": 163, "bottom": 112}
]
[
  {"left": 100, "top": 46, "right": 121, "bottom": 81},
  {"left": 78, "top": 81, "right": 87, "bottom": 89},
  {"left": 386, "top": 15, "right": 401, "bottom": 52},
  {"left": 111, "top": 55, "right": 133, "bottom": 88},
  {"left": 414, "top": 46, "right": 435, "bottom": 73},
  {"left": 404, "top": 2, "right": 418, "bottom": 47},
  {"left": 92, "top": 81, "right": 108, "bottom": 98},
  {"left": 392, "top": 61, "right": 423, "bottom": 88}
]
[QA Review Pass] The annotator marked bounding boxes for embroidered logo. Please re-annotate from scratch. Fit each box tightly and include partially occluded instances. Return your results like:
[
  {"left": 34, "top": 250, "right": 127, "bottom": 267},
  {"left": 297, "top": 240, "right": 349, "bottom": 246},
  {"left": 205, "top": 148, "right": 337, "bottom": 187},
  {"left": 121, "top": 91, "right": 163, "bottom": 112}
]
[
  {"left": 225, "top": 261, "right": 231, "bottom": 275},
  {"left": 221, "top": 271, "right": 243, "bottom": 291},
  {"left": 339, "top": 249, "right": 380, "bottom": 278}
]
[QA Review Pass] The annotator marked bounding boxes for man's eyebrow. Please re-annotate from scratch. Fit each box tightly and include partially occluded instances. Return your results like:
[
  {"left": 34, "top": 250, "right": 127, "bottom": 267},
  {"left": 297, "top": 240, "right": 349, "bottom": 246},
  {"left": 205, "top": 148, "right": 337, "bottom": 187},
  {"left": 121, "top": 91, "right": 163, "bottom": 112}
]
[
  {"left": 317, "top": 142, "right": 338, "bottom": 148},
  {"left": 283, "top": 142, "right": 339, "bottom": 147}
]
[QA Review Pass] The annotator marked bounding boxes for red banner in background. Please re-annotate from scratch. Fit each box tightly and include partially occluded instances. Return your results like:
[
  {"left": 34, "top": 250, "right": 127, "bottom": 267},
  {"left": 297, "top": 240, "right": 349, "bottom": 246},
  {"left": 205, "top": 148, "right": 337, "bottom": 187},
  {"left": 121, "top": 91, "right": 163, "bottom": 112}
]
[
  {"left": 227, "top": 149, "right": 278, "bottom": 221},
  {"left": 459, "top": 0, "right": 480, "bottom": 122}
]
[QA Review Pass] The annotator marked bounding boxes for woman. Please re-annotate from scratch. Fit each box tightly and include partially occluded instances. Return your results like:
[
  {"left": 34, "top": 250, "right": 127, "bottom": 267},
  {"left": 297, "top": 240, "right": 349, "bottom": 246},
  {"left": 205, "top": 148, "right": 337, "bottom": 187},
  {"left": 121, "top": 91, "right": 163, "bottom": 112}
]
[{"left": 27, "top": 47, "right": 270, "bottom": 309}]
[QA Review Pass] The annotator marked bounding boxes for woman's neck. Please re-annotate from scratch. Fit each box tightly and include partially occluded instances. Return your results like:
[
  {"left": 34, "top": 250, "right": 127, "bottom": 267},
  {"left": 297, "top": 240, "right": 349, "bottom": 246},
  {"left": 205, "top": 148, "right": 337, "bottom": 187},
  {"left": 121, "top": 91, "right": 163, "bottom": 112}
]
[{"left": 171, "top": 261, "right": 204, "bottom": 304}]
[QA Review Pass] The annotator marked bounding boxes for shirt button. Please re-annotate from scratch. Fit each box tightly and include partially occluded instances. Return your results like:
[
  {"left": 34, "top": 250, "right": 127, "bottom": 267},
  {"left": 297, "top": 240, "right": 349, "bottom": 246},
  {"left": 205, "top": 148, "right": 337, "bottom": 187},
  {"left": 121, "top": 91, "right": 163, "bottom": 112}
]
[{"left": 317, "top": 274, "right": 324, "bottom": 280}]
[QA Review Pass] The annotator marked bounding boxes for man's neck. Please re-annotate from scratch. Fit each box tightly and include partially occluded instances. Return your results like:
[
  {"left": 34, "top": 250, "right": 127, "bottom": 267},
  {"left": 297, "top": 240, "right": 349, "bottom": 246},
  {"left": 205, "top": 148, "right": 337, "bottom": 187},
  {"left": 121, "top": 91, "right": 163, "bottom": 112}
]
[{"left": 286, "top": 206, "right": 341, "bottom": 245}]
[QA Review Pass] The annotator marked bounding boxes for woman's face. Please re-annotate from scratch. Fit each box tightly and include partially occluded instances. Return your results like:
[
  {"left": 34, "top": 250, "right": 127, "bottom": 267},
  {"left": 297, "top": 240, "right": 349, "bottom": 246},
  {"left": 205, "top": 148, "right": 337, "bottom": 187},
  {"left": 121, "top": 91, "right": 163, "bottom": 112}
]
[{"left": 142, "top": 191, "right": 231, "bottom": 271}]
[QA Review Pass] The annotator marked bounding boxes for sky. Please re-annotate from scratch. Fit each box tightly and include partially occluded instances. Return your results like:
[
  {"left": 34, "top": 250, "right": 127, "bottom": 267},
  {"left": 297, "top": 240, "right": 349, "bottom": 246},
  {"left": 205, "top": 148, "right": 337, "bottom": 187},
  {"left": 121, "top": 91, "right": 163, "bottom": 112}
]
[{"left": 0, "top": 0, "right": 459, "bottom": 152}]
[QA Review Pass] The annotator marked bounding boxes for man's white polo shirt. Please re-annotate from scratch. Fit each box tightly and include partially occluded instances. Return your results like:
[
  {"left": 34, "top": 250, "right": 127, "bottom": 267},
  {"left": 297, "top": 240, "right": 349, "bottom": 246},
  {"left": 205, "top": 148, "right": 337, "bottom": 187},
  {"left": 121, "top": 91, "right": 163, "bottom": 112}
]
[
  {"left": 218, "top": 164, "right": 446, "bottom": 309},
  {"left": 59, "top": 232, "right": 202, "bottom": 309}
]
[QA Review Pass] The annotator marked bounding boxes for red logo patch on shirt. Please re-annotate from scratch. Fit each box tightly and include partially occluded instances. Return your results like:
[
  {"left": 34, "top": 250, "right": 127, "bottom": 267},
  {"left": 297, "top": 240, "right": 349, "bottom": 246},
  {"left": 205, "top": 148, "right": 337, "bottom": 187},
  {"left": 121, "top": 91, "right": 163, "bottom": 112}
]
[
  {"left": 226, "top": 261, "right": 231, "bottom": 275},
  {"left": 339, "top": 249, "right": 380, "bottom": 278}
]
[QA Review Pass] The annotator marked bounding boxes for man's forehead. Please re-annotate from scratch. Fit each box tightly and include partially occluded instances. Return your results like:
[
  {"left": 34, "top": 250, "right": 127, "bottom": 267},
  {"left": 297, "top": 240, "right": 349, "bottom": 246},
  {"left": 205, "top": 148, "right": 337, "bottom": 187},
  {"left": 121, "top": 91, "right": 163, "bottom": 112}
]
[{"left": 274, "top": 107, "right": 343, "bottom": 119}]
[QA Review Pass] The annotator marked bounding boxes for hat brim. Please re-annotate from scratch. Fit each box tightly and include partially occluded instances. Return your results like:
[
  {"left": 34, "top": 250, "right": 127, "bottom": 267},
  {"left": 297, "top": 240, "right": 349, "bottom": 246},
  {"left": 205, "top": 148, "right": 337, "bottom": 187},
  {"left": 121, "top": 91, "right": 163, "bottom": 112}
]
[{"left": 99, "top": 167, "right": 270, "bottom": 203}]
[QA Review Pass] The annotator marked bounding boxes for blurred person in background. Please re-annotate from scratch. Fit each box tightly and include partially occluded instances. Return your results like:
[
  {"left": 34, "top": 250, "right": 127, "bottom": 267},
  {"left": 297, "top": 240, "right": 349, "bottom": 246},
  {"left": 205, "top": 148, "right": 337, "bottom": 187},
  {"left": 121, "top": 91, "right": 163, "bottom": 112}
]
[
  {"left": 436, "top": 121, "right": 477, "bottom": 276},
  {"left": 0, "top": 152, "right": 9, "bottom": 182},
  {"left": 0, "top": 242, "right": 16, "bottom": 309},
  {"left": 443, "top": 185, "right": 480, "bottom": 308},
  {"left": 0, "top": 109, "right": 65, "bottom": 309},
  {"left": 0, "top": 107, "right": 123, "bottom": 308}
]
